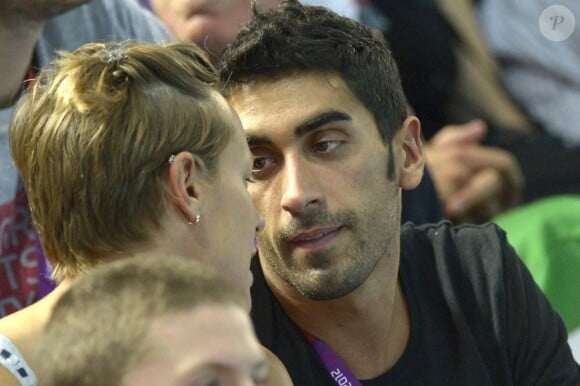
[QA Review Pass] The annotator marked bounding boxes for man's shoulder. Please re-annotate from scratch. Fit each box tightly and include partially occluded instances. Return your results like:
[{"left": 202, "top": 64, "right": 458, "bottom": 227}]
[
  {"left": 400, "top": 220, "right": 513, "bottom": 286},
  {"left": 402, "top": 220, "right": 507, "bottom": 250}
]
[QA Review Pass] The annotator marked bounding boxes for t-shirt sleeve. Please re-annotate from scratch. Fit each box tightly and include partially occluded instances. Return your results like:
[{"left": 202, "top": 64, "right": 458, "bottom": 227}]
[
  {"left": 499, "top": 227, "right": 580, "bottom": 384},
  {"left": 0, "top": 107, "right": 17, "bottom": 201},
  {"left": 112, "top": 0, "right": 175, "bottom": 43}
]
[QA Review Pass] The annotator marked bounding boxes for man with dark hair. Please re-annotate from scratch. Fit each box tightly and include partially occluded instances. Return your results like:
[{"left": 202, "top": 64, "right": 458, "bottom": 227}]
[{"left": 219, "top": 1, "right": 580, "bottom": 384}]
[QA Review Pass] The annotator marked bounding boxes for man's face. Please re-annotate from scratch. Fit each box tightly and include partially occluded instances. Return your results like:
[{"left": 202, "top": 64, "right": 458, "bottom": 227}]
[
  {"left": 229, "top": 72, "right": 422, "bottom": 300},
  {"left": 0, "top": 0, "right": 90, "bottom": 21},
  {"left": 125, "top": 304, "right": 268, "bottom": 386}
]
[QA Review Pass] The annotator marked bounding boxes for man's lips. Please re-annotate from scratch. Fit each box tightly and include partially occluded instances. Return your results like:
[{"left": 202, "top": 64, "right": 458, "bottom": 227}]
[{"left": 288, "top": 226, "right": 342, "bottom": 244}]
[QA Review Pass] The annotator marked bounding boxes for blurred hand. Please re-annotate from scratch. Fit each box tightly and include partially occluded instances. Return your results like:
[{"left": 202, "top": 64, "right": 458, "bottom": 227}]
[{"left": 425, "top": 120, "right": 524, "bottom": 223}]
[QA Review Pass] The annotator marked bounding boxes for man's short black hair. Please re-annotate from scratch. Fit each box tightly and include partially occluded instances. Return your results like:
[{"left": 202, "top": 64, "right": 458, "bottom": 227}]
[{"left": 219, "top": 0, "right": 408, "bottom": 149}]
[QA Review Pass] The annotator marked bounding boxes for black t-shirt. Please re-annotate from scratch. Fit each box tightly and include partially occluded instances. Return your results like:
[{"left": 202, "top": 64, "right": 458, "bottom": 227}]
[{"left": 250, "top": 221, "right": 580, "bottom": 385}]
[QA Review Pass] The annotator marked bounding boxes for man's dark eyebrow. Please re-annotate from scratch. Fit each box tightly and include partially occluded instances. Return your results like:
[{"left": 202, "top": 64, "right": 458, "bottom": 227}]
[
  {"left": 245, "top": 111, "right": 351, "bottom": 147},
  {"left": 295, "top": 111, "right": 352, "bottom": 137},
  {"left": 246, "top": 135, "right": 272, "bottom": 147}
]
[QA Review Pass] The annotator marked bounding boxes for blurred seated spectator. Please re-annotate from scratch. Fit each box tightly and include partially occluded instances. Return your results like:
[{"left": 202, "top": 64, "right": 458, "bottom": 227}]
[
  {"left": 478, "top": 0, "right": 580, "bottom": 146},
  {"left": 140, "top": 0, "right": 278, "bottom": 63},
  {"left": 36, "top": 255, "right": 269, "bottom": 386}
]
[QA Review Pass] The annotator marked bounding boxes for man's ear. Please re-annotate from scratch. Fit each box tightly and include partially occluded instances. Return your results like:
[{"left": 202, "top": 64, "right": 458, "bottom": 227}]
[
  {"left": 166, "top": 152, "right": 203, "bottom": 224},
  {"left": 398, "top": 116, "right": 425, "bottom": 190}
]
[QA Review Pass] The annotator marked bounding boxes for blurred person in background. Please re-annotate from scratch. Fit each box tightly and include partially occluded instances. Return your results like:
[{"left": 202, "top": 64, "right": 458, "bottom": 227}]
[{"left": 36, "top": 255, "right": 270, "bottom": 386}]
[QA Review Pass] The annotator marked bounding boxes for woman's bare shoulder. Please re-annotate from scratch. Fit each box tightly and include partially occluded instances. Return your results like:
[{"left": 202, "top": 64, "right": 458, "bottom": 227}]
[
  {"left": 262, "top": 346, "right": 293, "bottom": 386},
  {"left": 0, "top": 304, "right": 45, "bottom": 360},
  {"left": 0, "top": 312, "right": 41, "bottom": 386}
]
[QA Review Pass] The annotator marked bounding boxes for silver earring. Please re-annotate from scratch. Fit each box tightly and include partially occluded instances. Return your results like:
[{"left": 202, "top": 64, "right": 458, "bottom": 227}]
[
  {"left": 168, "top": 154, "right": 176, "bottom": 164},
  {"left": 189, "top": 213, "right": 200, "bottom": 225}
]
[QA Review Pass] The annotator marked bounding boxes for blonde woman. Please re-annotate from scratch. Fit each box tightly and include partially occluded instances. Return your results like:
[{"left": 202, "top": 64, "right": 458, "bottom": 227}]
[{"left": 0, "top": 41, "right": 290, "bottom": 386}]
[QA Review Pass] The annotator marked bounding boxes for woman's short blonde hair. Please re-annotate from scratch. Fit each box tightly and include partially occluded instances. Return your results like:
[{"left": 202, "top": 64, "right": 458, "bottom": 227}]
[{"left": 9, "top": 41, "right": 234, "bottom": 281}]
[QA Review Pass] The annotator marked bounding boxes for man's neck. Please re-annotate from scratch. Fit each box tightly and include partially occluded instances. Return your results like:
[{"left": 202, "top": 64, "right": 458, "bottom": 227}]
[{"left": 265, "top": 247, "right": 410, "bottom": 380}]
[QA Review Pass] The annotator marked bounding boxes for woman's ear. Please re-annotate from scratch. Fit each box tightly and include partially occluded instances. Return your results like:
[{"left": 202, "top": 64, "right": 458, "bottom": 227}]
[
  {"left": 166, "top": 152, "right": 203, "bottom": 224},
  {"left": 398, "top": 116, "right": 425, "bottom": 190}
]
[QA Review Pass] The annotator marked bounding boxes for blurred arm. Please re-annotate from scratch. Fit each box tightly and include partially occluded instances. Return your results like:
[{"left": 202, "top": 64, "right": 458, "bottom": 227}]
[{"left": 0, "top": 14, "right": 44, "bottom": 107}]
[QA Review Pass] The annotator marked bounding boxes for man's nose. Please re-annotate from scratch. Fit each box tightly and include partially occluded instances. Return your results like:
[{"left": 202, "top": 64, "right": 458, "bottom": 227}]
[{"left": 280, "top": 156, "right": 325, "bottom": 214}]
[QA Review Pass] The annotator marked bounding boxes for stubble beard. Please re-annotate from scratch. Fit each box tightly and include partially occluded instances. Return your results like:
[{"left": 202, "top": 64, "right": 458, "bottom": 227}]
[{"left": 259, "top": 194, "right": 399, "bottom": 301}]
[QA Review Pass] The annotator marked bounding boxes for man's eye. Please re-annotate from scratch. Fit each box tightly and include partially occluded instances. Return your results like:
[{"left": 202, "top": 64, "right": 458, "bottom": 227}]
[
  {"left": 252, "top": 156, "right": 273, "bottom": 172},
  {"left": 312, "top": 140, "right": 343, "bottom": 153}
]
